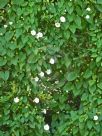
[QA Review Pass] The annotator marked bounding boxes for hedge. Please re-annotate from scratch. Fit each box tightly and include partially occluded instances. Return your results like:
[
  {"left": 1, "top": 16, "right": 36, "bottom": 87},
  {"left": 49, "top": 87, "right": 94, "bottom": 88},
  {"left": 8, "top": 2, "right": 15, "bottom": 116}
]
[{"left": 0, "top": 0, "right": 102, "bottom": 136}]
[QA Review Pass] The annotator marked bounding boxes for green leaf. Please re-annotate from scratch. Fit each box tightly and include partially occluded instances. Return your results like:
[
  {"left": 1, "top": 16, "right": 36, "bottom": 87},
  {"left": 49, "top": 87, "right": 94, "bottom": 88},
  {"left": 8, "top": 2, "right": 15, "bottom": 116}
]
[
  {"left": 87, "top": 121, "right": 93, "bottom": 130},
  {"left": 96, "top": 5, "right": 102, "bottom": 12},
  {"left": 23, "top": 96, "right": 27, "bottom": 103},
  {"left": 15, "top": 29, "right": 22, "bottom": 38},
  {"left": 70, "top": 111, "right": 78, "bottom": 121},
  {"left": 89, "top": 84, "right": 96, "bottom": 93},
  {"left": 75, "top": 16, "right": 81, "bottom": 28},
  {"left": 11, "top": 57, "right": 18, "bottom": 65},
  {"left": 4, "top": 71, "right": 10, "bottom": 81},
  {"left": 63, "top": 82, "right": 72, "bottom": 91},
  {"left": 98, "top": 99, "right": 102, "bottom": 104},
  {"left": 5, "top": 32, "right": 14, "bottom": 42},
  {"left": 72, "top": 127, "right": 78, "bottom": 135},
  {"left": 13, "top": 0, "right": 24, "bottom": 5},
  {"left": 67, "top": 15, "right": 73, "bottom": 22},
  {"left": 66, "top": 72, "right": 78, "bottom": 81},
  {"left": 64, "top": 55, "right": 71, "bottom": 68},
  {"left": 81, "top": 93, "right": 88, "bottom": 101},
  {"left": 97, "top": 82, "right": 102, "bottom": 89},
  {"left": 69, "top": 24, "right": 76, "bottom": 33},
  {"left": 48, "top": 4, "right": 56, "bottom": 13},
  {"left": 64, "top": 31, "right": 70, "bottom": 40},
  {"left": 0, "top": 58, "right": 7, "bottom": 66},
  {"left": 96, "top": 56, "right": 101, "bottom": 63},
  {"left": 0, "top": 71, "right": 9, "bottom": 81},
  {"left": 67, "top": 6, "right": 74, "bottom": 14},
  {"left": 83, "top": 69, "right": 92, "bottom": 79},
  {"left": 0, "top": 0, "right": 8, "bottom": 8},
  {"left": 9, "top": 43, "right": 17, "bottom": 50},
  {"left": 15, "top": 130, "right": 19, "bottom": 136},
  {"left": 97, "top": 0, "right": 102, "bottom": 4}
]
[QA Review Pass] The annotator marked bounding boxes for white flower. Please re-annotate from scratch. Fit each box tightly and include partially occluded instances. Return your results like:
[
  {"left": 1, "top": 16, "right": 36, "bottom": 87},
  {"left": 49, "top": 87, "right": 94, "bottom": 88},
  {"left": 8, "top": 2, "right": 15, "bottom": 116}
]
[
  {"left": 44, "top": 124, "right": 50, "bottom": 131},
  {"left": 14, "top": 97, "right": 19, "bottom": 103},
  {"left": 56, "top": 111, "right": 59, "bottom": 114},
  {"left": 86, "top": 7, "right": 91, "bottom": 11},
  {"left": 46, "top": 69, "right": 51, "bottom": 75},
  {"left": 49, "top": 58, "right": 55, "bottom": 64},
  {"left": 39, "top": 71, "right": 44, "bottom": 77},
  {"left": 64, "top": 9, "right": 67, "bottom": 12},
  {"left": 60, "top": 16, "right": 66, "bottom": 22},
  {"left": 9, "top": 22, "right": 13, "bottom": 25},
  {"left": 85, "top": 15, "right": 90, "bottom": 19},
  {"left": 42, "top": 109, "right": 47, "bottom": 114},
  {"left": 36, "top": 32, "right": 43, "bottom": 39},
  {"left": 93, "top": 115, "right": 98, "bottom": 121},
  {"left": 33, "top": 97, "right": 39, "bottom": 103},
  {"left": 55, "top": 80, "right": 59, "bottom": 84},
  {"left": 4, "top": 25, "right": 8, "bottom": 28},
  {"left": 31, "top": 30, "right": 36, "bottom": 36},
  {"left": 55, "top": 22, "right": 60, "bottom": 28},
  {"left": 0, "top": 33, "right": 3, "bottom": 36},
  {"left": 34, "top": 77, "right": 39, "bottom": 82}
]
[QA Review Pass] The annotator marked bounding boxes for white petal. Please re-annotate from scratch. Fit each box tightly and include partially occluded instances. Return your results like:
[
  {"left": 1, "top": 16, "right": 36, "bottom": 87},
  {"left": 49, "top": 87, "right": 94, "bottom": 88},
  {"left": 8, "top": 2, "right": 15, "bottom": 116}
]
[
  {"left": 4, "top": 25, "right": 8, "bottom": 28},
  {"left": 86, "top": 7, "right": 91, "bottom": 11},
  {"left": 36, "top": 32, "right": 43, "bottom": 38},
  {"left": 93, "top": 115, "right": 98, "bottom": 121},
  {"left": 55, "top": 22, "right": 60, "bottom": 28},
  {"left": 42, "top": 109, "right": 47, "bottom": 114},
  {"left": 49, "top": 58, "right": 55, "bottom": 64},
  {"left": 14, "top": 97, "right": 19, "bottom": 103},
  {"left": 44, "top": 124, "right": 50, "bottom": 131},
  {"left": 31, "top": 30, "right": 36, "bottom": 36},
  {"left": 9, "top": 22, "right": 13, "bottom": 25},
  {"left": 33, "top": 97, "right": 39, "bottom": 103},
  {"left": 86, "top": 15, "right": 90, "bottom": 19},
  {"left": 39, "top": 72, "right": 44, "bottom": 77},
  {"left": 34, "top": 77, "right": 39, "bottom": 82},
  {"left": 46, "top": 69, "right": 51, "bottom": 75},
  {"left": 60, "top": 16, "right": 66, "bottom": 22}
]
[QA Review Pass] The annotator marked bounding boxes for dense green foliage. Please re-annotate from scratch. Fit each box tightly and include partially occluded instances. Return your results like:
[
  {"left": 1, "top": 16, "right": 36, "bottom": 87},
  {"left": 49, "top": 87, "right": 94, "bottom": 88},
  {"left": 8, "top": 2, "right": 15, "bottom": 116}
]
[{"left": 0, "top": 0, "right": 102, "bottom": 136}]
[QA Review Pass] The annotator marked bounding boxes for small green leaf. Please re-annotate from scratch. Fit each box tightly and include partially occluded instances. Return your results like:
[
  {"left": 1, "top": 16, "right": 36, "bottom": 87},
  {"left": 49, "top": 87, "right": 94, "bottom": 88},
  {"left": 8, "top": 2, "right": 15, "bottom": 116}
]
[
  {"left": 0, "top": 71, "right": 9, "bottom": 81},
  {"left": 13, "top": 0, "right": 24, "bottom": 5},
  {"left": 0, "top": 58, "right": 7, "bottom": 66},
  {"left": 15, "top": 29, "right": 22, "bottom": 38},
  {"left": 81, "top": 93, "right": 88, "bottom": 101},
  {"left": 64, "top": 31, "right": 70, "bottom": 39},
  {"left": 83, "top": 69, "right": 92, "bottom": 79},
  {"left": 97, "top": 82, "right": 102, "bottom": 89},
  {"left": 97, "top": 0, "right": 102, "bottom": 4},
  {"left": 66, "top": 72, "right": 78, "bottom": 81},
  {"left": 15, "top": 130, "right": 19, "bottom": 136},
  {"left": 0, "top": 0, "right": 8, "bottom": 8},
  {"left": 69, "top": 24, "right": 76, "bottom": 33},
  {"left": 11, "top": 57, "right": 18, "bottom": 65},
  {"left": 89, "top": 84, "right": 96, "bottom": 93},
  {"left": 64, "top": 55, "right": 71, "bottom": 68},
  {"left": 73, "top": 127, "right": 78, "bottom": 135},
  {"left": 75, "top": 16, "right": 81, "bottom": 28},
  {"left": 87, "top": 121, "right": 93, "bottom": 130},
  {"left": 9, "top": 43, "right": 17, "bottom": 50},
  {"left": 4, "top": 71, "right": 10, "bottom": 80},
  {"left": 96, "top": 5, "right": 102, "bottom": 12},
  {"left": 96, "top": 56, "right": 101, "bottom": 63},
  {"left": 67, "top": 6, "right": 74, "bottom": 14},
  {"left": 67, "top": 15, "right": 73, "bottom": 22},
  {"left": 5, "top": 32, "right": 14, "bottom": 42}
]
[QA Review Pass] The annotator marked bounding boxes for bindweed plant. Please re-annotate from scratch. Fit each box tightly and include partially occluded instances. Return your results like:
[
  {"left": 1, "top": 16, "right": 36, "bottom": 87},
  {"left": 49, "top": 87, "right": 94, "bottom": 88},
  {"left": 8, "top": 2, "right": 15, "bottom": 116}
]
[{"left": 0, "top": 0, "right": 102, "bottom": 136}]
